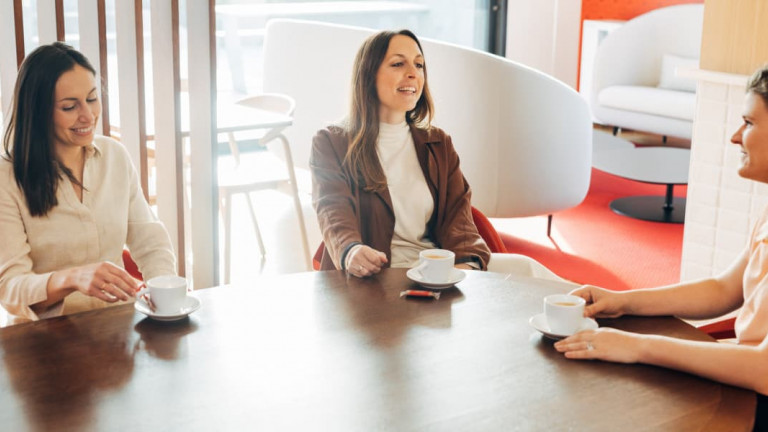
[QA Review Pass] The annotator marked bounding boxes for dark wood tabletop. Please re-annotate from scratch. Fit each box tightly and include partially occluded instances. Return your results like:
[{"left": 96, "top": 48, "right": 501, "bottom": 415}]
[{"left": 0, "top": 269, "right": 755, "bottom": 431}]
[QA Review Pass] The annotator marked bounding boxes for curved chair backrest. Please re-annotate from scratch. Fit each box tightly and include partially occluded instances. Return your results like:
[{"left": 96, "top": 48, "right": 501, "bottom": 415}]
[
  {"left": 236, "top": 93, "right": 296, "bottom": 117},
  {"left": 591, "top": 4, "right": 704, "bottom": 109},
  {"left": 263, "top": 19, "right": 592, "bottom": 218}
]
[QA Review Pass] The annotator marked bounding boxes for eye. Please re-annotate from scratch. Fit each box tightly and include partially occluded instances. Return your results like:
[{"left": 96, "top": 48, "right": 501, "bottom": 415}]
[
  {"left": 62, "top": 105, "right": 76, "bottom": 111},
  {"left": 416, "top": 63, "right": 424, "bottom": 69},
  {"left": 391, "top": 62, "right": 403, "bottom": 67},
  {"left": 86, "top": 97, "right": 98, "bottom": 104}
]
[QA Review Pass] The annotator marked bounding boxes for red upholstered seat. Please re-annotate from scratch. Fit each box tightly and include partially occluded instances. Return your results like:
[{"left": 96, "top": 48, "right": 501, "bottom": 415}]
[
  {"left": 698, "top": 317, "right": 736, "bottom": 340},
  {"left": 122, "top": 249, "right": 143, "bottom": 281},
  {"left": 312, "top": 206, "right": 506, "bottom": 270}
]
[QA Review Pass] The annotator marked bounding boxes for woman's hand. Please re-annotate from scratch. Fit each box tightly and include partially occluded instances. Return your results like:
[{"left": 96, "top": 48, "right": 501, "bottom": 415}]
[
  {"left": 454, "top": 263, "right": 474, "bottom": 270},
  {"left": 569, "top": 285, "right": 627, "bottom": 318},
  {"left": 346, "top": 245, "right": 388, "bottom": 278},
  {"left": 554, "top": 328, "right": 648, "bottom": 364},
  {"left": 61, "top": 261, "right": 142, "bottom": 302}
]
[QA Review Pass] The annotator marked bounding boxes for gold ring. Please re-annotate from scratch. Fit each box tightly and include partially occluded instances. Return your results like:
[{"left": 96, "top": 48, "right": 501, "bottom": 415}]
[{"left": 586, "top": 341, "right": 594, "bottom": 351}]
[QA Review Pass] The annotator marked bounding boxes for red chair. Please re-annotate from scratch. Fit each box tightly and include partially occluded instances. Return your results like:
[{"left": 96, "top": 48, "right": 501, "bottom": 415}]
[
  {"left": 698, "top": 317, "right": 736, "bottom": 340},
  {"left": 312, "top": 206, "right": 506, "bottom": 270},
  {"left": 122, "top": 249, "right": 144, "bottom": 280}
]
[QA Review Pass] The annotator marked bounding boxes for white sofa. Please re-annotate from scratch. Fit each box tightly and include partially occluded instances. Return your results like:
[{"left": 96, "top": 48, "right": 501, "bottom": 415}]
[
  {"left": 591, "top": 4, "right": 704, "bottom": 140},
  {"left": 262, "top": 20, "right": 592, "bottom": 218}
]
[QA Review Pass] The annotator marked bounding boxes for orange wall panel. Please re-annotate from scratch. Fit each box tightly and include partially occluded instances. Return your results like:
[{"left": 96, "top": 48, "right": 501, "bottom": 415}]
[{"left": 582, "top": 0, "right": 703, "bottom": 21}]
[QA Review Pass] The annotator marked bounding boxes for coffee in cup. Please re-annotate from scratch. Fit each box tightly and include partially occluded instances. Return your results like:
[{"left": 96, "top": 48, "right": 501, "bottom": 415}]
[
  {"left": 413, "top": 249, "right": 455, "bottom": 283},
  {"left": 139, "top": 275, "right": 188, "bottom": 314},
  {"left": 544, "top": 294, "right": 586, "bottom": 335}
]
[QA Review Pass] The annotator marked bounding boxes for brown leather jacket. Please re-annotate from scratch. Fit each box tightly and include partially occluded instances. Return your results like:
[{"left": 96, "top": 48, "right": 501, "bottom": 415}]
[{"left": 310, "top": 123, "right": 491, "bottom": 270}]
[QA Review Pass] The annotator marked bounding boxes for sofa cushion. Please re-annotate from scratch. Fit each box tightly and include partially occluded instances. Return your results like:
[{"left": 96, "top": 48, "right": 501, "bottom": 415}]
[
  {"left": 658, "top": 54, "right": 699, "bottom": 92},
  {"left": 598, "top": 85, "right": 696, "bottom": 121}
]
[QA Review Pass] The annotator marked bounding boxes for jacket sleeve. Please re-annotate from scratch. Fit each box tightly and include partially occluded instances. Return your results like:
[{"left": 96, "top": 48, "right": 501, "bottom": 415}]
[
  {"left": 433, "top": 133, "right": 491, "bottom": 270},
  {"left": 309, "top": 128, "right": 361, "bottom": 269}
]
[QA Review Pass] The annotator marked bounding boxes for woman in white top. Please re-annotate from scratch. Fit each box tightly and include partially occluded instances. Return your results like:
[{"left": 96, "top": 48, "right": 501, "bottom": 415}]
[
  {"left": 0, "top": 42, "right": 175, "bottom": 324},
  {"left": 311, "top": 30, "right": 559, "bottom": 281}
]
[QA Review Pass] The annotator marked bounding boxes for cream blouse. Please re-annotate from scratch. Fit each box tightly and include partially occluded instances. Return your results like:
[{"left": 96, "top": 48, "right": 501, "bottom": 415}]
[{"left": 0, "top": 136, "right": 176, "bottom": 323}]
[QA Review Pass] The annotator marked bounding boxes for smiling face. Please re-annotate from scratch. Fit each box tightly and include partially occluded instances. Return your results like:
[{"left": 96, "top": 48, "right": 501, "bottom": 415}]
[
  {"left": 52, "top": 64, "right": 100, "bottom": 159},
  {"left": 375, "top": 34, "right": 425, "bottom": 124},
  {"left": 731, "top": 91, "right": 768, "bottom": 183}
]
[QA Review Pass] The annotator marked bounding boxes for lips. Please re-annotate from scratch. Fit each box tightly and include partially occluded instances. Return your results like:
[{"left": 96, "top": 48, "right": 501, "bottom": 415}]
[
  {"left": 71, "top": 126, "right": 94, "bottom": 136},
  {"left": 397, "top": 86, "right": 417, "bottom": 94}
]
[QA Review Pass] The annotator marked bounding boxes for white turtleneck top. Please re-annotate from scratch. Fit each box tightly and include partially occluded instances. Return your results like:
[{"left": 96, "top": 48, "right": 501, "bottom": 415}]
[{"left": 376, "top": 121, "right": 436, "bottom": 267}]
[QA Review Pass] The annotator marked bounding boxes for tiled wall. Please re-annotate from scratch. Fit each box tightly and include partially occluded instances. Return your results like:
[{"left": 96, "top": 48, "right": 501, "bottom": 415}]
[{"left": 681, "top": 71, "right": 768, "bottom": 280}]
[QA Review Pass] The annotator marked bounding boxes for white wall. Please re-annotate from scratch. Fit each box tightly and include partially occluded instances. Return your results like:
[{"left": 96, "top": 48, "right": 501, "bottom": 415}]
[{"left": 505, "top": 0, "right": 581, "bottom": 89}]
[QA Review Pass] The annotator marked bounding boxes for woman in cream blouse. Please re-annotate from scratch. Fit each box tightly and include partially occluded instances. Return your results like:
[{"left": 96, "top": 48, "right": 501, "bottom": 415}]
[{"left": 0, "top": 42, "right": 175, "bottom": 324}]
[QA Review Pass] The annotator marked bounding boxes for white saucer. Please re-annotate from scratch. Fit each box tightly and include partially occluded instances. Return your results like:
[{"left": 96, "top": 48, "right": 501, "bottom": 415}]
[
  {"left": 406, "top": 268, "right": 466, "bottom": 289},
  {"left": 528, "top": 313, "right": 598, "bottom": 340},
  {"left": 135, "top": 295, "right": 201, "bottom": 321}
]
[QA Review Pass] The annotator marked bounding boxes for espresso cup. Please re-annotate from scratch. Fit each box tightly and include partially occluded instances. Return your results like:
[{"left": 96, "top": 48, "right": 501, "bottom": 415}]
[
  {"left": 413, "top": 249, "right": 455, "bottom": 283},
  {"left": 140, "top": 275, "right": 188, "bottom": 314},
  {"left": 544, "top": 294, "right": 586, "bottom": 335}
]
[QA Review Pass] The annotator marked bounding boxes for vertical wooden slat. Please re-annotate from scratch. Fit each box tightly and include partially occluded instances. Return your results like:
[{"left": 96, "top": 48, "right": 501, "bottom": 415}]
[
  {"left": 13, "top": 0, "right": 24, "bottom": 67},
  {"left": 1, "top": 1, "right": 20, "bottom": 116},
  {"left": 37, "top": 0, "right": 58, "bottom": 45},
  {"left": 187, "top": 0, "right": 218, "bottom": 287},
  {"left": 172, "top": 0, "right": 186, "bottom": 276},
  {"left": 150, "top": 0, "right": 186, "bottom": 276},
  {"left": 114, "top": 0, "right": 145, "bottom": 194},
  {"left": 55, "top": 0, "right": 65, "bottom": 41},
  {"left": 134, "top": 0, "right": 148, "bottom": 200},
  {"left": 97, "top": 0, "right": 110, "bottom": 135}
]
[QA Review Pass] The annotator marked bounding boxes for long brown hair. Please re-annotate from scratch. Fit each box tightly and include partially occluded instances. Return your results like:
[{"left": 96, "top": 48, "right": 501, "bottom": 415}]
[
  {"left": 2, "top": 42, "right": 96, "bottom": 216},
  {"left": 345, "top": 29, "right": 434, "bottom": 192}
]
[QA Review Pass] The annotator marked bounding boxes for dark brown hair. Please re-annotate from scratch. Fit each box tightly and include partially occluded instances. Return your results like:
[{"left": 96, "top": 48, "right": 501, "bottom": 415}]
[
  {"left": 345, "top": 29, "right": 434, "bottom": 192},
  {"left": 747, "top": 65, "right": 768, "bottom": 108},
  {"left": 2, "top": 42, "right": 96, "bottom": 216}
]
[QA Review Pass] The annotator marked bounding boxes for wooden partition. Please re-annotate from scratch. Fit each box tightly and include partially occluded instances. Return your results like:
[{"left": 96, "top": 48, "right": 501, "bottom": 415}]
[
  {"left": 700, "top": 0, "right": 768, "bottom": 75},
  {"left": 0, "top": 0, "right": 220, "bottom": 287}
]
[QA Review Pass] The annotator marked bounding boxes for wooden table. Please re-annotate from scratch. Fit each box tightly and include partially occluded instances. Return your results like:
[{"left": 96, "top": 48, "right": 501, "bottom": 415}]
[{"left": 0, "top": 269, "right": 755, "bottom": 431}]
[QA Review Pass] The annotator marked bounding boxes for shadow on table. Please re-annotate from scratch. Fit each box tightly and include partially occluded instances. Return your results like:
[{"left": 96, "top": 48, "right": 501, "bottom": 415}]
[
  {"left": 133, "top": 318, "right": 199, "bottom": 360},
  {"left": 1, "top": 311, "right": 136, "bottom": 431}
]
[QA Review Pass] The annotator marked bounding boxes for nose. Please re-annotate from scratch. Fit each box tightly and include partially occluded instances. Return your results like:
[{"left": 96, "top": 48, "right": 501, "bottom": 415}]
[
  {"left": 405, "top": 63, "right": 417, "bottom": 78},
  {"left": 78, "top": 104, "right": 95, "bottom": 123},
  {"left": 731, "top": 124, "right": 744, "bottom": 145}
]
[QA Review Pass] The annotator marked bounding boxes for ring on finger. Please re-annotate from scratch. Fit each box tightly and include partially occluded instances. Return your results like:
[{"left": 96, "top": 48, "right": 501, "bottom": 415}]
[
  {"left": 358, "top": 264, "right": 364, "bottom": 272},
  {"left": 586, "top": 341, "right": 594, "bottom": 351}
]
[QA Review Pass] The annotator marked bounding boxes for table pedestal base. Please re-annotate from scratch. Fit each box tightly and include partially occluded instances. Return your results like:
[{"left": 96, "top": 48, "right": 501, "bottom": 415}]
[{"left": 610, "top": 196, "right": 686, "bottom": 223}]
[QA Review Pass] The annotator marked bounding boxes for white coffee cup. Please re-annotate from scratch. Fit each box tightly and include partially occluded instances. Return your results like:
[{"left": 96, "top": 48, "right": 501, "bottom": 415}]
[
  {"left": 413, "top": 249, "right": 455, "bottom": 283},
  {"left": 544, "top": 294, "right": 586, "bottom": 335},
  {"left": 139, "top": 275, "right": 188, "bottom": 314}
]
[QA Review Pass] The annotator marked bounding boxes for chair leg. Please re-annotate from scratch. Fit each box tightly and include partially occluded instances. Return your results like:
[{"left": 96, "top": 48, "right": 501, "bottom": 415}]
[
  {"left": 244, "top": 193, "right": 267, "bottom": 257},
  {"left": 547, "top": 214, "right": 553, "bottom": 237},
  {"left": 220, "top": 191, "right": 232, "bottom": 284},
  {"left": 281, "top": 136, "right": 312, "bottom": 270}
]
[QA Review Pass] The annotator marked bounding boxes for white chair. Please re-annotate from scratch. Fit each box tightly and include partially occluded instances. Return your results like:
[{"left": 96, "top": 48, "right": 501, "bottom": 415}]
[
  {"left": 590, "top": 4, "right": 704, "bottom": 140},
  {"left": 219, "top": 93, "right": 311, "bottom": 283},
  {"left": 263, "top": 20, "right": 592, "bottom": 224}
]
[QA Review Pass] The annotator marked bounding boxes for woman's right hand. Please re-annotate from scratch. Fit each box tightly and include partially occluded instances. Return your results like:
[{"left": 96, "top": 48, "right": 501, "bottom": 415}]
[
  {"left": 346, "top": 245, "right": 388, "bottom": 278},
  {"left": 569, "top": 285, "right": 627, "bottom": 318},
  {"left": 60, "top": 261, "right": 141, "bottom": 302}
]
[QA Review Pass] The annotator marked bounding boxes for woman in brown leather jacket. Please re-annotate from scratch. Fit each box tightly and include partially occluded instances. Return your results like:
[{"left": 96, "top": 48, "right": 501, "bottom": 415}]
[{"left": 309, "top": 30, "right": 491, "bottom": 277}]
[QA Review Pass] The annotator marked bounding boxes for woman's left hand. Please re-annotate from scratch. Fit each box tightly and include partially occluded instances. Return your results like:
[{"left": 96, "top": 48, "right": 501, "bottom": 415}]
[
  {"left": 455, "top": 263, "right": 473, "bottom": 270},
  {"left": 553, "top": 328, "right": 647, "bottom": 364}
]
